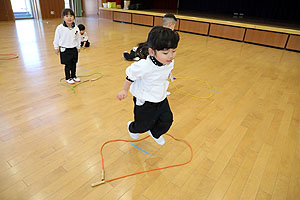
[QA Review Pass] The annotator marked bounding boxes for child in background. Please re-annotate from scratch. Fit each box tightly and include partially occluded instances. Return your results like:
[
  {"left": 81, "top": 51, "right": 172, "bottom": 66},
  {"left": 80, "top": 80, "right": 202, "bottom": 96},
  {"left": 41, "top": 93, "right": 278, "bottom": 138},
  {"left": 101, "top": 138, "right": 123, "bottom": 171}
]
[
  {"left": 123, "top": 13, "right": 177, "bottom": 61},
  {"left": 78, "top": 24, "right": 90, "bottom": 49},
  {"left": 117, "top": 26, "right": 180, "bottom": 145},
  {"left": 162, "top": 13, "right": 178, "bottom": 30},
  {"left": 53, "top": 8, "right": 81, "bottom": 84}
]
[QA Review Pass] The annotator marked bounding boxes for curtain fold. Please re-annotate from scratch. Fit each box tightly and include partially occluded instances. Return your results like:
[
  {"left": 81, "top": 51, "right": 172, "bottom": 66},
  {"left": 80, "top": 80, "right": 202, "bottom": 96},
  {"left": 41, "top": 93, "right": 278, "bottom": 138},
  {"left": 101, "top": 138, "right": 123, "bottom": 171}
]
[{"left": 74, "top": 0, "right": 82, "bottom": 17}]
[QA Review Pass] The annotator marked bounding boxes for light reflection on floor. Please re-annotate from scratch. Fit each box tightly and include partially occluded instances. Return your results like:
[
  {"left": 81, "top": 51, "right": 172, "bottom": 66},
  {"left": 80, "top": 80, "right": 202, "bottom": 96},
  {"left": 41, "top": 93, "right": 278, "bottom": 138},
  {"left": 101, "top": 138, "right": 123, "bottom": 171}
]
[{"left": 15, "top": 20, "right": 41, "bottom": 68}]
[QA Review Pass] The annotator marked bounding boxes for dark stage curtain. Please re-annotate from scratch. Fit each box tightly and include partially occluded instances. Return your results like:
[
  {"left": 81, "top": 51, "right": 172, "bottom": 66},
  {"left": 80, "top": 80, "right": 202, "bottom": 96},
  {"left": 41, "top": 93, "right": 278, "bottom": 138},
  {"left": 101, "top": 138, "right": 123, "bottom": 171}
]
[
  {"left": 128, "top": 0, "right": 178, "bottom": 10},
  {"left": 179, "top": 0, "right": 300, "bottom": 23},
  {"left": 153, "top": 0, "right": 178, "bottom": 9}
]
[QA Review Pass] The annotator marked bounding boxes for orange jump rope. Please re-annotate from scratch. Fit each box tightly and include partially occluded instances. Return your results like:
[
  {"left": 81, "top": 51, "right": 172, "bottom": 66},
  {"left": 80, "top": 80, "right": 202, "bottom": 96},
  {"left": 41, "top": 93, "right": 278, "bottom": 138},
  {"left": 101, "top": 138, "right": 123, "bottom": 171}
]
[
  {"left": 91, "top": 133, "right": 193, "bottom": 187},
  {"left": 90, "top": 75, "right": 215, "bottom": 187},
  {"left": 0, "top": 54, "right": 18, "bottom": 60}
]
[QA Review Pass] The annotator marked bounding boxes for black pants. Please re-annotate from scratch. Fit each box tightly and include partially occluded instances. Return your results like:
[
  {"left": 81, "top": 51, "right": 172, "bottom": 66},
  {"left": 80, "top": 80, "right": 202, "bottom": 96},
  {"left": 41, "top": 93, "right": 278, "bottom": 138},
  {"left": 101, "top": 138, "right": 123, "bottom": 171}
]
[
  {"left": 60, "top": 47, "right": 78, "bottom": 80},
  {"left": 81, "top": 40, "right": 90, "bottom": 47},
  {"left": 129, "top": 97, "right": 173, "bottom": 139},
  {"left": 123, "top": 49, "right": 136, "bottom": 61}
]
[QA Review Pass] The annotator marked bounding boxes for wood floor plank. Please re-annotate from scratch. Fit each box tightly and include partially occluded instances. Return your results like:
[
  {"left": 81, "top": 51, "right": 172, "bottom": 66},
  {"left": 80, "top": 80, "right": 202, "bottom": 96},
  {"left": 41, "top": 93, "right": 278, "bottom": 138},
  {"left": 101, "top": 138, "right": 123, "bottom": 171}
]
[
  {"left": 0, "top": 17, "right": 299, "bottom": 199},
  {"left": 240, "top": 144, "right": 273, "bottom": 200},
  {"left": 207, "top": 126, "right": 247, "bottom": 181},
  {"left": 223, "top": 149, "right": 258, "bottom": 200}
]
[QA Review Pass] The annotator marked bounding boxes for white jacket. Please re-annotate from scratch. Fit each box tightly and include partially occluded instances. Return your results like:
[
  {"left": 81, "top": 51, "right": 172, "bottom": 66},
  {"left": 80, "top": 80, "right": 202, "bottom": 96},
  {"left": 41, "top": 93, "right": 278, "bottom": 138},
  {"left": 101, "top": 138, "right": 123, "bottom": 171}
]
[
  {"left": 53, "top": 24, "right": 81, "bottom": 50},
  {"left": 126, "top": 56, "right": 174, "bottom": 103}
]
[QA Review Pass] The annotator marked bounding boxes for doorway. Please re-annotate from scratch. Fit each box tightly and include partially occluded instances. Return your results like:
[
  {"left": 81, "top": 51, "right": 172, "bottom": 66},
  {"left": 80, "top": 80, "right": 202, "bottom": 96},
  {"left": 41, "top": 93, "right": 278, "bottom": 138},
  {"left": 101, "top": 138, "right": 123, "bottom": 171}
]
[
  {"left": 65, "top": 0, "right": 74, "bottom": 9},
  {"left": 11, "top": 0, "right": 34, "bottom": 19}
]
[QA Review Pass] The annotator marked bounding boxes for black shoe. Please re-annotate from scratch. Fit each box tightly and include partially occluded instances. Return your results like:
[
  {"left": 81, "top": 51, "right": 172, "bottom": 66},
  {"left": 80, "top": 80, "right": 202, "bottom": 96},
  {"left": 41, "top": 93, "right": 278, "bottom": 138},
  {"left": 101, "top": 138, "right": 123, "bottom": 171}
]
[
  {"left": 123, "top": 51, "right": 133, "bottom": 61},
  {"left": 123, "top": 51, "right": 136, "bottom": 61}
]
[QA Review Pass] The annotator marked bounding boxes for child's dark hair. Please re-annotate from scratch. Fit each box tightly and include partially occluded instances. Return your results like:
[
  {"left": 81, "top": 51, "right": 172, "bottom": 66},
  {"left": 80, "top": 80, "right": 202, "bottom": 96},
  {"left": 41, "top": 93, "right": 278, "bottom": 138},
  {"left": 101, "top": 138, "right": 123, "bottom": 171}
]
[
  {"left": 135, "top": 42, "right": 149, "bottom": 59},
  {"left": 163, "top": 13, "right": 177, "bottom": 22},
  {"left": 147, "top": 26, "right": 180, "bottom": 51},
  {"left": 62, "top": 8, "right": 75, "bottom": 18},
  {"left": 78, "top": 24, "right": 85, "bottom": 31}
]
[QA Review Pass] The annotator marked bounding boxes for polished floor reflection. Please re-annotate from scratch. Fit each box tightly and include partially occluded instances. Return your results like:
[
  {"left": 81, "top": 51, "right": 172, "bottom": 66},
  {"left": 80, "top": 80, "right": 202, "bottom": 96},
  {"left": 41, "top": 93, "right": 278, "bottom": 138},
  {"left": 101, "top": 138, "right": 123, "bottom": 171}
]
[
  {"left": 15, "top": 20, "right": 41, "bottom": 68},
  {"left": 0, "top": 18, "right": 300, "bottom": 200}
]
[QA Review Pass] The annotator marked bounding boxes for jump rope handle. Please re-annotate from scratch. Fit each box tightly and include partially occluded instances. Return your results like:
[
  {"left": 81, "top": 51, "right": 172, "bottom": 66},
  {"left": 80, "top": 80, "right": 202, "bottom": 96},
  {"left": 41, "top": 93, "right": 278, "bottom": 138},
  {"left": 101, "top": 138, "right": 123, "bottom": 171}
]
[
  {"left": 169, "top": 72, "right": 176, "bottom": 82},
  {"left": 91, "top": 170, "right": 105, "bottom": 187}
]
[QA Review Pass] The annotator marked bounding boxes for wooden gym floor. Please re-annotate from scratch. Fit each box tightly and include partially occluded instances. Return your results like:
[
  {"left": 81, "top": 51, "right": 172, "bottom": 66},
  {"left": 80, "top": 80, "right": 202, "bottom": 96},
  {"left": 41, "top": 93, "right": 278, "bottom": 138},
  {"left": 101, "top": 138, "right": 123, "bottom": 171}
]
[{"left": 0, "top": 17, "right": 299, "bottom": 200}]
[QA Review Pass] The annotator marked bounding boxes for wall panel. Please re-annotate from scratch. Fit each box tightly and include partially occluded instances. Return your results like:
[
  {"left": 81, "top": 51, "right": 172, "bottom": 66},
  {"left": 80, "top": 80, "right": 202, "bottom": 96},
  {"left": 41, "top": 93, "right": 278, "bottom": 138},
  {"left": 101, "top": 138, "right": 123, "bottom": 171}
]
[
  {"left": 132, "top": 14, "right": 153, "bottom": 26},
  {"left": 39, "top": 0, "right": 65, "bottom": 19},
  {"left": 179, "top": 20, "right": 209, "bottom": 35},
  {"left": 0, "top": 0, "right": 14, "bottom": 21},
  {"left": 209, "top": 24, "right": 245, "bottom": 41},
  {"left": 97, "top": 8, "right": 299, "bottom": 52},
  {"left": 113, "top": 12, "right": 131, "bottom": 23},
  {"left": 154, "top": 16, "right": 162, "bottom": 26},
  {"left": 286, "top": 35, "right": 300, "bottom": 51},
  {"left": 99, "top": 10, "right": 113, "bottom": 20},
  {"left": 244, "top": 29, "right": 288, "bottom": 48}
]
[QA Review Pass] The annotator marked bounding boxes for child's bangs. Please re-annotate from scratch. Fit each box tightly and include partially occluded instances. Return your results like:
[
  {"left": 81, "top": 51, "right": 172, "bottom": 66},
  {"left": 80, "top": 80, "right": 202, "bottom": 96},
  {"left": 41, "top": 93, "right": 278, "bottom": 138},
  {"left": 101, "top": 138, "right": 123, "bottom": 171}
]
[
  {"left": 62, "top": 9, "right": 75, "bottom": 17},
  {"left": 155, "top": 32, "right": 179, "bottom": 50},
  {"left": 147, "top": 26, "right": 180, "bottom": 51}
]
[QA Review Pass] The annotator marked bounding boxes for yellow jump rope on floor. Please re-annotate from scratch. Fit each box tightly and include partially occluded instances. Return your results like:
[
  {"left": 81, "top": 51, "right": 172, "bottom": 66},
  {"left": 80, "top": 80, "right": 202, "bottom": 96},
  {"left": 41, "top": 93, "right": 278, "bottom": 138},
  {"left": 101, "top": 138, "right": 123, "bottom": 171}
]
[{"left": 169, "top": 76, "right": 215, "bottom": 99}]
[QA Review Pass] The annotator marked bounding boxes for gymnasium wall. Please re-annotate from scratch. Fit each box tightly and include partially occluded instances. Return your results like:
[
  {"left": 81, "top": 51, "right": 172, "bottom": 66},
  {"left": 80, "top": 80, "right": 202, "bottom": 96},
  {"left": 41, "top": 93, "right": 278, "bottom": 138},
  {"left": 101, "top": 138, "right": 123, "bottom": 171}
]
[
  {"left": 0, "top": 0, "right": 65, "bottom": 21},
  {"left": 82, "top": 0, "right": 98, "bottom": 16},
  {"left": 0, "top": 0, "right": 14, "bottom": 21},
  {"left": 38, "top": 0, "right": 65, "bottom": 19}
]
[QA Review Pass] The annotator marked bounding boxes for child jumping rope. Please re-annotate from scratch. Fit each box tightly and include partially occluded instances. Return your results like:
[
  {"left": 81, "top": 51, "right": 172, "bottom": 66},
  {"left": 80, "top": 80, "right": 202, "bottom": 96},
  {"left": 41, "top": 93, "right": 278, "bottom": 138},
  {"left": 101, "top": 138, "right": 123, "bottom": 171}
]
[
  {"left": 117, "top": 26, "right": 180, "bottom": 145},
  {"left": 53, "top": 8, "right": 81, "bottom": 84}
]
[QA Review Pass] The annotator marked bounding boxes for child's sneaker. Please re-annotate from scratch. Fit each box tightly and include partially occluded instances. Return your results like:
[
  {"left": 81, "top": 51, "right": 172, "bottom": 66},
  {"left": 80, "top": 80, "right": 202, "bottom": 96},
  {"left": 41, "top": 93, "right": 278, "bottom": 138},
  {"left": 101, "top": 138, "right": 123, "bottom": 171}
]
[
  {"left": 66, "top": 78, "right": 75, "bottom": 84},
  {"left": 73, "top": 77, "right": 80, "bottom": 82},
  {"left": 128, "top": 121, "right": 139, "bottom": 139},
  {"left": 148, "top": 130, "right": 165, "bottom": 145}
]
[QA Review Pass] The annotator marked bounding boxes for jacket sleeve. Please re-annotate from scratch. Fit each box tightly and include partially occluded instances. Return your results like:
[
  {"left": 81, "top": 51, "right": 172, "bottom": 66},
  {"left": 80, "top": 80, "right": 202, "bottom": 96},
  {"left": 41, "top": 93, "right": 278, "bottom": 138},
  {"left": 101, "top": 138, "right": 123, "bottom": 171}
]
[
  {"left": 76, "top": 27, "right": 81, "bottom": 49},
  {"left": 125, "top": 60, "right": 149, "bottom": 81},
  {"left": 53, "top": 26, "right": 60, "bottom": 50}
]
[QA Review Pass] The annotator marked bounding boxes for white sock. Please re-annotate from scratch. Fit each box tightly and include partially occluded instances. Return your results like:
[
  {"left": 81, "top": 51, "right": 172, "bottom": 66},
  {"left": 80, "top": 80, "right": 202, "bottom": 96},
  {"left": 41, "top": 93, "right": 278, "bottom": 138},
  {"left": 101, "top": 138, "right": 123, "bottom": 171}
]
[
  {"left": 128, "top": 121, "right": 139, "bottom": 139},
  {"left": 148, "top": 130, "right": 165, "bottom": 145}
]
